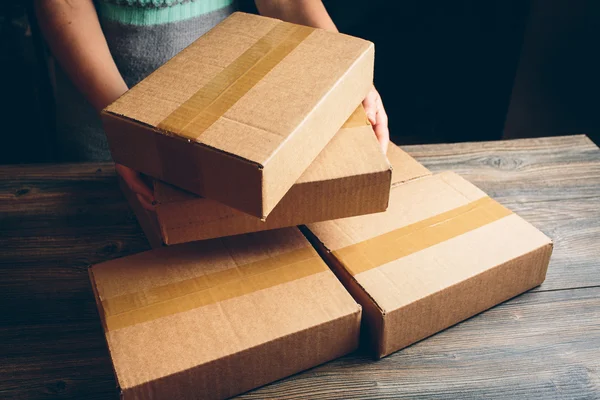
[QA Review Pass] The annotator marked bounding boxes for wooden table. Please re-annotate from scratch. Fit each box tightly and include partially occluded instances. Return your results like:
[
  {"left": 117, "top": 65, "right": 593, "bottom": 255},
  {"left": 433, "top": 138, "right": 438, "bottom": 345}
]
[{"left": 1, "top": 135, "right": 599, "bottom": 399}]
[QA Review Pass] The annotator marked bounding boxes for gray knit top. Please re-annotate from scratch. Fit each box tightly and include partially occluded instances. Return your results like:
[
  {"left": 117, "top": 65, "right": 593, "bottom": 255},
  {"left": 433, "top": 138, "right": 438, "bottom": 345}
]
[{"left": 54, "top": 0, "right": 236, "bottom": 161}]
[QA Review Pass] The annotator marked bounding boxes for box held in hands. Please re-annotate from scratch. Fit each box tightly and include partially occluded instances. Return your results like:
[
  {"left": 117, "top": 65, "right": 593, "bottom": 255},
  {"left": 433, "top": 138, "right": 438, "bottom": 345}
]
[{"left": 103, "top": 12, "right": 375, "bottom": 219}]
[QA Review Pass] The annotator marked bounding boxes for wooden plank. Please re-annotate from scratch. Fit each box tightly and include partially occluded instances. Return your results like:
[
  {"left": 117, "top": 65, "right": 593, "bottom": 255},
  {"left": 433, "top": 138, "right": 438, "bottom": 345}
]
[
  {"left": 405, "top": 135, "right": 600, "bottom": 203},
  {"left": 501, "top": 196, "right": 600, "bottom": 292},
  {"left": 403, "top": 135, "right": 600, "bottom": 291},
  {"left": 238, "top": 287, "right": 600, "bottom": 400},
  {"left": 0, "top": 287, "right": 597, "bottom": 399},
  {"left": 0, "top": 322, "right": 117, "bottom": 400},
  {"left": 0, "top": 163, "right": 149, "bottom": 334},
  {"left": 1, "top": 135, "right": 599, "bottom": 399}
]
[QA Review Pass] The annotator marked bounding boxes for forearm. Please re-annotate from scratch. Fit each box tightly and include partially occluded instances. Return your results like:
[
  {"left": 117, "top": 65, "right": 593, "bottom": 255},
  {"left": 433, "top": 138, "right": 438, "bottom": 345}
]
[
  {"left": 35, "top": 0, "right": 127, "bottom": 112},
  {"left": 255, "top": 0, "right": 337, "bottom": 32}
]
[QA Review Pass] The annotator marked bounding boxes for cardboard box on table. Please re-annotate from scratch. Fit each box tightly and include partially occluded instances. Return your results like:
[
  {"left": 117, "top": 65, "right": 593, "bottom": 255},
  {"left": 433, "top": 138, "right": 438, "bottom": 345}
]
[
  {"left": 121, "top": 108, "right": 426, "bottom": 247},
  {"left": 89, "top": 228, "right": 361, "bottom": 399},
  {"left": 303, "top": 170, "right": 553, "bottom": 358},
  {"left": 102, "top": 12, "right": 374, "bottom": 219}
]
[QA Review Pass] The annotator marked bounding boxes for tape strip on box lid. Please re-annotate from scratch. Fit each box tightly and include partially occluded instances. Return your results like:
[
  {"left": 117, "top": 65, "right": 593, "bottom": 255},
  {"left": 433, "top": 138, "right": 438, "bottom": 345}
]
[
  {"left": 341, "top": 105, "right": 371, "bottom": 129},
  {"left": 157, "top": 22, "right": 314, "bottom": 141},
  {"left": 332, "top": 196, "right": 513, "bottom": 276},
  {"left": 99, "top": 246, "right": 327, "bottom": 331}
]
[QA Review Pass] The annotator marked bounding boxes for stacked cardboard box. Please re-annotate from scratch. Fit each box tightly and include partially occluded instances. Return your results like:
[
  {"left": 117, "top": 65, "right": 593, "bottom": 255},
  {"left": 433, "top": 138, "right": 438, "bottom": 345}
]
[
  {"left": 96, "top": 11, "right": 553, "bottom": 400},
  {"left": 90, "top": 228, "right": 361, "bottom": 399},
  {"left": 302, "top": 171, "right": 553, "bottom": 358},
  {"left": 102, "top": 12, "right": 375, "bottom": 219},
  {"left": 119, "top": 123, "right": 431, "bottom": 248}
]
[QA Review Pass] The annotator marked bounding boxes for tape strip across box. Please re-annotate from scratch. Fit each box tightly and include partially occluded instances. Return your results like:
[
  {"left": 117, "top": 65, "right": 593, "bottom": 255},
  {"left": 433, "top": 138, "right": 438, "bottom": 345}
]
[
  {"left": 120, "top": 108, "right": 426, "bottom": 247},
  {"left": 102, "top": 12, "right": 374, "bottom": 219},
  {"left": 89, "top": 228, "right": 361, "bottom": 400},
  {"left": 303, "top": 170, "right": 553, "bottom": 358}
]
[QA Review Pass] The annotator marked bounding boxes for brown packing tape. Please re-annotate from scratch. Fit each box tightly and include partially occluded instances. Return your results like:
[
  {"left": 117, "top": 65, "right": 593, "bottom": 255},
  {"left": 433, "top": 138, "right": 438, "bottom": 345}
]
[
  {"left": 157, "top": 22, "right": 314, "bottom": 140},
  {"left": 342, "top": 105, "right": 371, "bottom": 129},
  {"left": 101, "top": 247, "right": 327, "bottom": 331},
  {"left": 333, "top": 197, "right": 514, "bottom": 276}
]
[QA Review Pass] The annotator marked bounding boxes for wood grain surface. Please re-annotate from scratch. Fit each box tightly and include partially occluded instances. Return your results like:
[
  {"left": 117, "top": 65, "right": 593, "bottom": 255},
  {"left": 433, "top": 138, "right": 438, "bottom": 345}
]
[{"left": 0, "top": 135, "right": 598, "bottom": 399}]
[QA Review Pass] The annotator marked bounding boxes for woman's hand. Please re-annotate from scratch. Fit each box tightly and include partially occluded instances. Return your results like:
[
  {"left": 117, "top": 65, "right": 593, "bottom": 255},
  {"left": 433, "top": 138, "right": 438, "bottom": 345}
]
[
  {"left": 363, "top": 86, "right": 389, "bottom": 153},
  {"left": 255, "top": 1, "right": 390, "bottom": 153},
  {"left": 115, "top": 164, "right": 155, "bottom": 211}
]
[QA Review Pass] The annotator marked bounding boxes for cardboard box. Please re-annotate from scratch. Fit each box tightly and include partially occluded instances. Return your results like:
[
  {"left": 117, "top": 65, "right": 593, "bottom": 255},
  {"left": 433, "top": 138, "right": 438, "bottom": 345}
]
[
  {"left": 303, "top": 171, "right": 553, "bottom": 358},
  {"left": 102, "top": 12, "right": 375, "bottom": 219},
  {"left": 89, "top": 227, "right": 361, "bottom": 399},
  {"left": 123, "top": 107, "right": 414, "bottom": 247}
]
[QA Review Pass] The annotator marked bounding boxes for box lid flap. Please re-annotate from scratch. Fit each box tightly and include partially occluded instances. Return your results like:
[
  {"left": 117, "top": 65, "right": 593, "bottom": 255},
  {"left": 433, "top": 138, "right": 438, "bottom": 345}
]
[
  {"left": 104, "top": 12, "right": 373, "bottom": 167},
  {"left": 307, "top": 172, "right": 552, "bottom": 313},
  {"left": 90, "top": 228, "right": 358, "bottom": 390},
  {"left": 386, "top": 143, "right": 431, "bottom": 186}
]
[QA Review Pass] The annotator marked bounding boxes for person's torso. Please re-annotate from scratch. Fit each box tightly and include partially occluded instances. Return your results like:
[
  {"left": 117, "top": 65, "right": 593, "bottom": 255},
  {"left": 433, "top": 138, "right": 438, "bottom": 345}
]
[{"left": 95, "top": 0, "right": 237, "bottom": 87}]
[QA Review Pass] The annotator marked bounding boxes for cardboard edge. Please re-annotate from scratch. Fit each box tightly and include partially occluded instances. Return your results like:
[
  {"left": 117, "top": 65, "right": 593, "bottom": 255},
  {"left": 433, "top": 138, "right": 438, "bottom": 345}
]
[
  {"left": 153, "top": 159, "right": 391, "bottom": 245},
  {"left": 102, "top": 111, "right": 265, "bottom": 218},
  {"left": 291, "top": 166, "right": 392, "bottom": 213},
  {"left": 102, "top": 110, "right": 265, "bottom": 170},
  {"left": 117, "top": 176, "right": 165, "bottom": 249},
  {"left": 379, "top": 240, "right": 554, "bottom": 357},
  {"left": 299, "top": 225, "right": 386, "bottom": 359},
  {"left": 261, "top": 40, "right": 375, "bottom": 217},
  {"left": 120, "top": 303, "right": 361, "bottom": 399},
  {"left": 390, "top": 172, "right": 432, "bottom": 189},
  {"left": 89, "top": 267, "right": 124, "bottom": 397},
  {"left": 438, "top": 171, "right": 555, "bottom": 245},
  {"left": 386, "top": 142, "right": 432, "bottom": 187},
  {"left": 382, "top": 166, "right": 393, "bottom": 212}
]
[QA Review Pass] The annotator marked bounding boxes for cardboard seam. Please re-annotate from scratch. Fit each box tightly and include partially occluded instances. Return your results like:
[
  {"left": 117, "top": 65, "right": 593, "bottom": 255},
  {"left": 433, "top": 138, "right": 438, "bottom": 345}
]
[
  {"left": 302, "top": 168, "right": 392, "bottom": 190},
  {"left": 390, "top": 172, "right": 432, "bottom": 188},
  {"left": 121, "top": 302, "right": 360, "bottom": 391},
  {"left": 329, "top": 219, "right": 361, "bottom": 250},
  {"left": 331, "top": 253, "right": 385, "bottom": 315},
  {"left": 439, "top": 172, "right": 487, "bottom": 202},
  {"left": 261, "top": 41, "right": 374, "bottom": 167},
  {"left": 103, "top": 111, "right": 265, "bottom": 170},
  {"left": 156, "top": 177, "right": 391, "bottom": 232},
  {"left": 299, "top": 226, "right": 385, "bottom": 317},
  {"left": 300, "top": 226, "right": 386, "bottom": 359},
  {"left": 157, "top": 167, "right": 391, "bottom": 207},
  {"left": 89, "top": 267, "right": 124, "bottom": 394},
  {"left": 158, "top": 21, "right": 314, "bottom": 141},
  {"left": 377, "top": 313, "right": 388, "bottom": 359},
  {"left": 158, "top": 219, "right": 169, "bottom": 246},
  {"left": 218, "top": 114, "right": 285, "bottom": 139},
  {"left": 440, "top": 174, "right": 554, "bottom": 244}
]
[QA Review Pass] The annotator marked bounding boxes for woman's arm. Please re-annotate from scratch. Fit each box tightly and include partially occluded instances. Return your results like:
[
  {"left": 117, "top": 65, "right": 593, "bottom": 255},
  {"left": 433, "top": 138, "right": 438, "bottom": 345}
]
[
  {"left": 35, "top": 0, "right": 127, "bottom": 112},
  {"left": 255, "top": 0, "right": 390, "bottom": 153},
  {"left": 255, "top": 0, "right": 337, "bottom": 31},
  {"left": 35, "top": 0, "right": 154, "bottom": 209}
]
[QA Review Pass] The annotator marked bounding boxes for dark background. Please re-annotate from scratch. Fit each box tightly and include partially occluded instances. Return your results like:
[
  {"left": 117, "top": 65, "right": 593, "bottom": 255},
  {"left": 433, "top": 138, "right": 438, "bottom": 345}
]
[{"left": 1, "top": 0, "right": 598, "bottom": 164}]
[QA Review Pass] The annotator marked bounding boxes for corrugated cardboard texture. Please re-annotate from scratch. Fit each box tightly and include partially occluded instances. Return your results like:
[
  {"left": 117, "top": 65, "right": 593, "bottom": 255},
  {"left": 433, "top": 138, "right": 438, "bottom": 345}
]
[
  {"left": 125, "top": 107, "right": 391, "bottom": 246},
  {"left": 102, "top": 12, "right": 375, "bottom": 219},
  {"left": 386, "top": 142, "right": 431, "bottom": 186},
  {"left": 305, "top": 171, "right": 553, "bottom": 358},
  {"left": 89, "top": 228, "right": 361, "bottom": 399}
]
